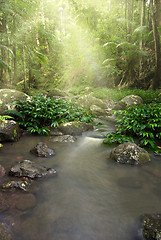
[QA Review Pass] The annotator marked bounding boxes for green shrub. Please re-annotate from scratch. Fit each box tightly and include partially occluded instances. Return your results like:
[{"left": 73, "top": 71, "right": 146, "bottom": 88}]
[
  {"left": 103, "top": 103, "right": 161, "bottom": 153},
  {"left": 15, "top": 94, "right": 94, "bottom": 135}
]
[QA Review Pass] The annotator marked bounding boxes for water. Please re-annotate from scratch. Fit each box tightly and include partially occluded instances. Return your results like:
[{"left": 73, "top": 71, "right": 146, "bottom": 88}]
[{"left": 0, "top": 121, "right": 161, "bottom": 240}]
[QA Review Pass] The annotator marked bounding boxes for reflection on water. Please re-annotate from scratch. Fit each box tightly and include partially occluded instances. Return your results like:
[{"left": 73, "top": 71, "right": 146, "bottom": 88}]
[{"left": 0, "top": 122, "right": 161, "bottom": 240}]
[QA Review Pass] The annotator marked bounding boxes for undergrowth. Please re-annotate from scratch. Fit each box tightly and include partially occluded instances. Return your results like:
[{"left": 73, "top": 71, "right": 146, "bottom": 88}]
[
  {"left": 103, "top": 103, "right": 161, "bottom": 153},
  {"left": 15, "top": 94, "right": 94, "bottom": 135}
]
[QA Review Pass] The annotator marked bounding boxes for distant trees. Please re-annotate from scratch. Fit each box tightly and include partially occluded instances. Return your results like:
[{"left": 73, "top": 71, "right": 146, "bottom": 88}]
[{"left": 0, "top": 0, "right": 160, "bottom": 91}]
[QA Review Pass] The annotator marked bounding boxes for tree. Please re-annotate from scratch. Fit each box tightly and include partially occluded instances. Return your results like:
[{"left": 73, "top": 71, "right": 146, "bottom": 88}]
[{"left": 150, "top": 0, "right": 161, "bottom": 89}]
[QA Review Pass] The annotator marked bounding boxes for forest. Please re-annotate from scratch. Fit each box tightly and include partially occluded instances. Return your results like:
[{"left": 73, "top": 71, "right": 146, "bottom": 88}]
[{"left": 0, "top": 0, "right": 161, "bottom": 93}]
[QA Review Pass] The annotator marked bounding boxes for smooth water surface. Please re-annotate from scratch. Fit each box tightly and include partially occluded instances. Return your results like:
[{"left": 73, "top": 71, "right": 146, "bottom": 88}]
[{"left": 0, "top": 121, "right": 161, "bottom": 240}]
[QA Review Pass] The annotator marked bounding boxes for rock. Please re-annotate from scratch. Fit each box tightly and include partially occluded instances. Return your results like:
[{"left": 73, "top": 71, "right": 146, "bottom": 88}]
[
  {"left": 110, "top": 142, "right": 150, "bottom": 165},
  {"left": 141, "top": 213, "right": 161, "bottom": 240},
  {"left": 0, "top": 120, "right": 21, "bottom": 142},
  {"left": 9, "top": 160, "right": 56, "bottom": 179},
  {"left": 0, "top": 221, "right": 13, "bottom": 240},
  {"left": 90, "top": 105, "right": 111, "bottom": 116},
  {"left": 1, "top": 179, "right": 32, "bottom": 191},
  {"left": 51, "top": 135, "right": 77, "bottom": 143},
  {"left": 0, "top": 89, "right": 29, "bottom": 111},
  {"left": 58, "top": 121, "right": 93, "bottom": 136},
  {"left": 30, "top": 142, "right": 55, "bottom": 157},
  {"left": 15, "top": 193, "right": 36, "bottom": 211},
  {"left": 47, "top": 88, "right": 67, "bottom": 98},
  {"left": 49, "top": 128, "right": 63, "bottom": 136},
  {"left": 113, "top": 95, "right": 143, "bottom": 110},
  {"left": 0, "top": 165, "right": 5, "bottom": 178},
  {"left": 77, "top": 94, "right": 106, "bottom": 110}
]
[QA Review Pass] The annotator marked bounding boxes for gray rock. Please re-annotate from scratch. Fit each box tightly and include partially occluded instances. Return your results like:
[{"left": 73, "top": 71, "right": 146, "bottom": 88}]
[
  {"left": 58, "top": 121, "right": 93, "bottom": 136},
  {"left": 0, "top": 88, "right": 30, "bottom": 110},
  {"left": 77, "top": 94, "right": 106, "bottom": 110},
  {"left": 0, "top": 120, "right": 21, "bottom": 142},
  {"left": 141, "top": 213, "right": 161, "bottom": 240},
  {"left": 9, "top": 160, "right": 56, "bottom": 179},
  {"left": 51, "top": 135, "right": 77, "bottom": 143},
  {"left": 113, "top": 95, "right": 143, "bottom": 110},
  {"left": 110, "top": 142, "right": 150, "bottom": 165},
  {"left": 30, "top": 142, "right": 55, "bottom": 157}
]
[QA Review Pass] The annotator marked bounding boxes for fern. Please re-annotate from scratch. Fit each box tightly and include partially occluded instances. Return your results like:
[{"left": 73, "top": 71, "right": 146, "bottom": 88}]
[{"left": 2, "top": 110, "right": 24, "bottom": 121}]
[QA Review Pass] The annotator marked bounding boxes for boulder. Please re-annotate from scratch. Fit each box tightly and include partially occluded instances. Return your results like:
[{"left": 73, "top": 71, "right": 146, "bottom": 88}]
[
  {"left": 90, "top": 105, "right": 112, "bottom": 116},
  {"left": 47, "top": 88, "right": 67, "bottom": 98},
  {"left": 141, "top": 214, "right": 161, "bottom": 240},
  {"left": 30, "top": 142, "right": 55, "bottom": 157},
  {"left": 110, "top": 142, "right": 150, "bottom": 165},
  {"left": 51, "top": 135, "right": 77, "bottom": 143},
  {"left": 77, "top": 94, "right": 106, "bottom": 110},
  {"left": 113, "top": 95, "right": 143, "bottom": 110},
  {"left": 0, "top": 89, "right": 29, "bottom": 111},
  {"left": 9, "top": 160, "right": 56, "bottom": 179},
  {"left": 58, "top": 121, "right": 93, "bottom": 136},
  {"left": 1, "top": 179, "right": 32, "bottom": 191},
  {"left": 0, "top": 120, "right": 21, "bottom": 142}
]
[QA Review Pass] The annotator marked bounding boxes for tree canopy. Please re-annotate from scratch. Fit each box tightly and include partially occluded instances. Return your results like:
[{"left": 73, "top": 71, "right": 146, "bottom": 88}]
[{"left": 0, "top": 0, "right": 161, "bottom": 91}]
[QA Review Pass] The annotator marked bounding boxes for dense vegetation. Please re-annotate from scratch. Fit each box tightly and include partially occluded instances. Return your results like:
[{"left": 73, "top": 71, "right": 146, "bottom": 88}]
[
  {"left": 103, "top": 103, "right": 161, "bottom": 153},
  {"left": 15, "top": 94, "right": 94, "bottom": 134},
  {"left": 0, "top": 0, "right": 161, "bottom": 92}
]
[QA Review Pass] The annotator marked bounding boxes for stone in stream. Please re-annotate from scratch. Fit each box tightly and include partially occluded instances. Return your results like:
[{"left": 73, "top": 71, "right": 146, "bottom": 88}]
[
  {"left": 58, "top": 121, "right": 93, "bottom": 136},
  {"left": 30, "top": 142, "right": 55, "bottom": 157},
  {"left": 0, "top": 221, "right": 13, "bottom": 240},
  {"left": 0, "top": 120, "right": 22, "bottom": 142},
  {"left": 50, "top": 135, "right": 77, "bottom": 143},
  {"left": 0, "top": 165, "right": 5, "bottom": 178},
  {"left": 141, "top": 213, "right": 161, "bottom": 240},
  {"left": 9, "top": 160, "right": 56, "bottom": 179},
  {"left": 1, "top": 179, "right": 32, "bottom": 191},
  {"left": 110, "top": 142, "right": 150, "bottom": 165}
]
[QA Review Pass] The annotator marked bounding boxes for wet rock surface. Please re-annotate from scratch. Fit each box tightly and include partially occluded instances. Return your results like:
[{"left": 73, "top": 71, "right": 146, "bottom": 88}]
[
  {"left": 58, "top": 121, "right": 93, "bottom": 136},
  {"left": 141, "top": 213, "right": 161, "bottom": 240},
  {"left": 110, "top": 142, "right": 150, "bottom": 165},
  {"left": 9, "top": 160, "right": 56, "bottom": 179},
  {"left": 0, "top": 120, "right": 21, "bottom": 142},
  {"left": 50, "top": 135, "right": 77, "bottom": 143},
  {"left": 30, "top": 142, "right": 55, "bottom": 157},
  {"left": 1, "top": 179, "right": 32, "bottom": 191}
]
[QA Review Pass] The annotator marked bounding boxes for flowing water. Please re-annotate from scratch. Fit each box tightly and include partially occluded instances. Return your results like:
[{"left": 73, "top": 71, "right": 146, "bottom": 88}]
[{"left": 0, "top": 120, "right": 161, "bottom": 240}]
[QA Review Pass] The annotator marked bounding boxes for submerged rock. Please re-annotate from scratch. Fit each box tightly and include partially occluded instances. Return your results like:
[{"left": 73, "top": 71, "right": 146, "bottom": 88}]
[
  {"left": 9, "top": 160, "right": 56, "bottom": 179},
  {"left": 51, "top": 135, "right": 77, "bottom": 143},
  {"left": 110, "top": 142, "right": 150, "bottom": 165},
  {"left": 30, "top": 142, "right": 55, "bottom": 157},
  {"left": 0, "top": 120, "right": 21, "bottom": 142},
  {"left": 58, "top": 121, "right": 93, "bottom": 136},
  {"left": 0, "top": 165, "right": 5, "bottom": 178},
  {"left": 141, "top": 213, "right": 161, "bottom": 240},
  {"left": 0, "top": 221, "right": 13, "bottom": 240}
]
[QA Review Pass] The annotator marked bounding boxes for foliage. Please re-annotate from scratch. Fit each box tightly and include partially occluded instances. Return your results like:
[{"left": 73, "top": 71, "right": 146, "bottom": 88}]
[
  {"left": 15, "top": 94, "right": 94, "bottom": 135},
  {"left": 2, "top": 110, "right": 24, "bottom": 122},
  {"left": 0, "top": 115, "right": 13, "bottom": 122},
  {"left": 103, "top": 103, "right": 161, "bottom": 153}
]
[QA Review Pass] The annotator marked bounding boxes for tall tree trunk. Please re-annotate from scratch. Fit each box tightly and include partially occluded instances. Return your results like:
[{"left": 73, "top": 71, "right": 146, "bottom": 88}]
[
  {"left": 150, "top": 0, "right": 161, "bottom": 89},
  {"left": 22, "top": 38, "right": 27, "bottom": 89}
]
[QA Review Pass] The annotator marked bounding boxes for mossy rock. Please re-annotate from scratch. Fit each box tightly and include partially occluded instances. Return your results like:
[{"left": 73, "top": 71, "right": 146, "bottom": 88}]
[
  {"left": 141, "top": 214, "right": 161, "bottom": 240},
  {"left": 0, "top": 89, "right": 29, "bottom": 111},
  {"left": 77, "top": 94, "right": 106, "bottom": 110},
  {"left": 110, "top": 142, "right": 150, "bottom": 165}
]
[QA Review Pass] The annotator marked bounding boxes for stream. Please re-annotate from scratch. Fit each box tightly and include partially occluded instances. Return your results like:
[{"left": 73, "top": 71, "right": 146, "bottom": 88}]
[{"left": 0, "top": 120, "right": 161, "bottom": 240}]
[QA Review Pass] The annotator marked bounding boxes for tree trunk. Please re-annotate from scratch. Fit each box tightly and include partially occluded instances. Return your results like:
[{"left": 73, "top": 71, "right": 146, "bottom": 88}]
[{"left": 150, "top": 0, "right": 161, "bottom": 89}]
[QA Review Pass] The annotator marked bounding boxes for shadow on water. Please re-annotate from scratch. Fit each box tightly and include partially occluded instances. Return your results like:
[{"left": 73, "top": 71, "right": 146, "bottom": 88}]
[{"left": 0, "top": 121, "right": 161, "bottom": 240}]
